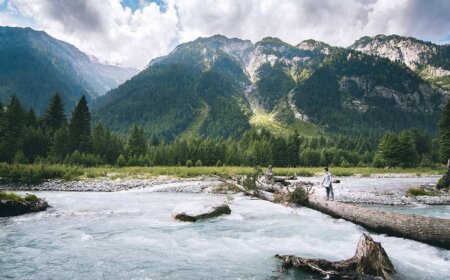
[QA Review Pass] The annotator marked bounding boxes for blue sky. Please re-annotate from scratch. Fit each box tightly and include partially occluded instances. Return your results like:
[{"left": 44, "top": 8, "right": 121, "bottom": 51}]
[
  {"left": 121, "top": 0, "right": 166, "bottom": 12},
  {"left": 1, "top": 0, "right": 449, "bottom": 68}
]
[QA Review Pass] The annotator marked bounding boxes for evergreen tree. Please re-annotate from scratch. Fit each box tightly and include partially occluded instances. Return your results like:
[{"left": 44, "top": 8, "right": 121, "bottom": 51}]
[
  {"left": 398, "top": 131, "right": 419, "bottom": 167},
  {"left": 439, "top": 101, "right": 450, "bottom": 163},
  {"left": 22, "top": 127, "right": 50, "bottom": 162},
  {"left": 126, "top": 125, "right": 147, "bottom": 158},
  {"left": 50, "top": 125, "right": 71, "bottom": 161},
  {"left": 25, "top": 108, "right": 38, "bottom": 127},
  {"left": 0, "top": 96, "right": 26, "bottom": 162},
  {"left": 69, "top": 96, "right": 91, "bottom": 153},
  {"left": 44, "top": 93, "right": 66, "bottom": 133},
  {"left": 376, "top": 132, "right": 401, "bottom": 167}
]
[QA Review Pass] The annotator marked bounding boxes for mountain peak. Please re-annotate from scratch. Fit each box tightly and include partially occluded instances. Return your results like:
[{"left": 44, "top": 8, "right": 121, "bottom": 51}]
[{"left": 297, "top": 39, "right": 332, "bottom": 54}]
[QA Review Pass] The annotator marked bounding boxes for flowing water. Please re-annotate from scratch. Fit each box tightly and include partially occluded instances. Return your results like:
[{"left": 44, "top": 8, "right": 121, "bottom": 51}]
[{"left": 1, "top": 182, "right": 449, "bottom": 279}]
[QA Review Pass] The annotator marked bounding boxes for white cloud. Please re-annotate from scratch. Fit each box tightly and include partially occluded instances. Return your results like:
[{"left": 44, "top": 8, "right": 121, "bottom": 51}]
[{"left": 2, "top": 0, "right": 449, "bottom": 69}]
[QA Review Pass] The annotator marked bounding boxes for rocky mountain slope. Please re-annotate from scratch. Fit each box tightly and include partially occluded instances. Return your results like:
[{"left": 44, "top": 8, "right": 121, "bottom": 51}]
[
  {"left": 94, "top": 34, "right": 448, "bottom": 138},
  {"left": 0, "top": 27, "right": 137, "bottom": 113},
  {"left": 351, "top": 34, "right": 450, "bottom": 90}
]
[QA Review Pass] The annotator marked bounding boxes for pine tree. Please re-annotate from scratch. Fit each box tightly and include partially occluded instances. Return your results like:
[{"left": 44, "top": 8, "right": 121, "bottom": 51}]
[
  {"left": 25, "top": 108, "right": 38, "bottom": 127},
  {"left": 0, "top": 96, "right": 26, "bottom": 162},
  {"left": 50, "top": 125, "right": 71, "bottom": 161},
  {"left": 126, "top": 125, "right": 147, "bottom": 158},
  {"left": 69, "top": 96, "right": 91, "bottom": 153},
  {"left": 44, "top": 93, "right": 66, "bottom": 133},
  {"left": 439, "top": 101, "right": 450, "bottom": 163},
  {"left": 376, "top": 132, "right": 401, "bottom": 167},
  {"left": 398, "top": 131, "right": 419, "bottom": 167}
]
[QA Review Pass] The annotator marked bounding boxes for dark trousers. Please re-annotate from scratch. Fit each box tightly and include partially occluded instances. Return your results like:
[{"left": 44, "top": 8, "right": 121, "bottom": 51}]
[{"left": 325, "top": 185, "right": 334, "bottom": 200}]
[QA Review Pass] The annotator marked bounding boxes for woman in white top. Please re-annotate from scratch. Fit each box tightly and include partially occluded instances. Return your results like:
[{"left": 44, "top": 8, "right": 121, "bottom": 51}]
[{"left": 321, "top": 167, "right": 334, "bottom": 201}]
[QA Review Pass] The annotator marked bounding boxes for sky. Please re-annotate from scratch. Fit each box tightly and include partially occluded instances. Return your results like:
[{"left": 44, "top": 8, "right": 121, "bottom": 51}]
[{"left": 0, "top": 0, "right": 449, "bottom": 70}]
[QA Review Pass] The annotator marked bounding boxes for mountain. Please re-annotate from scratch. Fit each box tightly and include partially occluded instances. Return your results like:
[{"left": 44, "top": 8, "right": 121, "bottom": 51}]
[
  {"left": 94, "top": 35, "right": 326, "bottom": 139},
  {"left": 94, "top": 34, "right": 448, "bottom": 139},
  {"left": 295, "top": 48, "right": 445, "bottom": 135},
  {"left": 0, "top": 26, "right": 137, "bottom": 113},
  {"left": 350, "top": 34, "right": 450, "bottom": 91}
]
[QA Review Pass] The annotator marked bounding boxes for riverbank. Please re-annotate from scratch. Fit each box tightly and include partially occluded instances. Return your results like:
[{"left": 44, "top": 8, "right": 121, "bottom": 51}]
[
  {"left": 2, "top": 175, "right": 449, "bottom": 206},
  {"left": 0, "top": 163, "right": 446, "bottom": 184}
]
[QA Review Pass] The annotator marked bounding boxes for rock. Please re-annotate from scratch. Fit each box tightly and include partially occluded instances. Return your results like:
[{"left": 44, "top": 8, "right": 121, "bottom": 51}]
[
  {"left": 0, "top": 193, "right": 49, "bottom": 217},
  {"left": 172, "top": 201, "right": 231, "bottom": 222},
  {"left": 276, "top": 234, "right": 395, "bottom": 279},
  {"left": 333, "top": 179, "right": 341, "bottom": 183}
]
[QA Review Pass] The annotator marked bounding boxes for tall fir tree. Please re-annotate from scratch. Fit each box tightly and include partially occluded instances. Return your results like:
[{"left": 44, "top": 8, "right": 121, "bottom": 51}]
[
  {"left": 69, "top": 96, "right": 91, "bottom": 153},
  {"left": 44, "top": 93, "right": 66, "bottom": 133},
  {"left": 439, "top": 101, "right": 450, "bottom": 163},
  {"left": 126, "top": 125, "right": 147, "bottom": 158},
  {"left": 0, "top": 96, "right": 26, "bottom": 162}
]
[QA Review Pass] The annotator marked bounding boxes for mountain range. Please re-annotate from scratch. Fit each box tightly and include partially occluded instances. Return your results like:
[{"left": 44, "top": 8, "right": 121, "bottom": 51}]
[
  {"left": 1, "top": 26, "right": 449, "bottom": 139},
  {"left": 0, "top": 27, "right": 137, "bottom": 113}
]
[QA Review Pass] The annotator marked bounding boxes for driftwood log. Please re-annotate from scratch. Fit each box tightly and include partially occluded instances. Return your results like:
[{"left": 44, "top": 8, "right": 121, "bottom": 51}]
[
  {"left": 276, "top": 234, "right": 395, "bottom": 280},
  {"left": 308, "top": 195, "right": 450, "bottom": 249}
]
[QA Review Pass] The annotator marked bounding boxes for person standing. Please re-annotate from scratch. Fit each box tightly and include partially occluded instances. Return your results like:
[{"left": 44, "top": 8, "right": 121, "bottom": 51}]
[{"left": 321, "top": 167, "right": 334, "bottom": 201}]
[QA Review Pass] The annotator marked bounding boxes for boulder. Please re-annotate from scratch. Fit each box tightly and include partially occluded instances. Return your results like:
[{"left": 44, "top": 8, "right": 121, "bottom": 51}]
[
  {"left": 333, "top": 179, "right": 341, "bottom": 184},
  {"left": 276, "top": 234, "right": 395, "bottom": 279},
  {"left": 0, "top": 193, "right": 49, "bottom": 217},
  {"left": 172, "top": 201, "right": 231, "bottom": 222}
]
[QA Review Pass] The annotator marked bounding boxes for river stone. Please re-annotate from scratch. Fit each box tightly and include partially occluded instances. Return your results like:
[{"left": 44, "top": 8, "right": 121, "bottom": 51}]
[
  {"left": 0, "top": 195, "right": 49, "bottom": 217},
  {"left": 172, "top": 201, "right": 231, "bottom": 222}
]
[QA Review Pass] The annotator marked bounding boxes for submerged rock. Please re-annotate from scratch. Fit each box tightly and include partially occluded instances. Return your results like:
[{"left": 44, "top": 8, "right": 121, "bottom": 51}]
[
  {"left": 276, "top": 234, "right": 395, "bottom": 279},
  {"left": 172, "top": 201, "right": 231, "bottom": 222},
  {"left": 0, "top": 193, "right": 49, "bottom": 217}
]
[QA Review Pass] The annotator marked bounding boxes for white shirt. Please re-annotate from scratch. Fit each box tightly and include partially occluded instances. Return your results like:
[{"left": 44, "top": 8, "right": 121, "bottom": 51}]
[{"left": 322, "top": 172, "right": 332, "bottom": 187}]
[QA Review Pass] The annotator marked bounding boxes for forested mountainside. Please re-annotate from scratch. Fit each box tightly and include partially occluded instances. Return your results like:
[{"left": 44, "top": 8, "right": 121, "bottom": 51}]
[
  {"left": 351, "top": 34, "right": 450, "bottom": 90},
  {"left": 93, "top": 34, "right": 448, "bottom": 139},
  {"left": 0, "top": 27, "right": 137, "bottom": 113}
]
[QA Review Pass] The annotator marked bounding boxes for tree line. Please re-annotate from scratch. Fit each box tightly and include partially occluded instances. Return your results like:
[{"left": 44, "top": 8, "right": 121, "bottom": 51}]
[{"left": 0, "top": 94, "right": 448, "bottom": 168}]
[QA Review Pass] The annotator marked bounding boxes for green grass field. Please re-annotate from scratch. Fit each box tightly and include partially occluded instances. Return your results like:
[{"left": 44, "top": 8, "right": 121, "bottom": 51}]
[
  {"left": 0, "top": 163, "right": 445, "bottom": 184},
  {"left": 249, "top": 110, "right": 321, "bottom": 137}
]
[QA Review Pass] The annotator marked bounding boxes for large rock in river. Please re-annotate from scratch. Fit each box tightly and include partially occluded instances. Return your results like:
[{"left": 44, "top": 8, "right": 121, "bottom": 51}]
[
  {"left": 172, "top": 200, "right": 231, "bottom": 222},
  {"left": 0, "top": 193, "right": 49, "bottom": 217}
]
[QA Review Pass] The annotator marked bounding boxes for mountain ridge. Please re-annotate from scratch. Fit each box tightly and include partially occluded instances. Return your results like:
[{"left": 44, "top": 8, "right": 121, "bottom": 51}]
[
  {"left": 94, "top": 33, "right": 449, "bottom": 139},
  {"left": 0, "top": 26, "right": 138, "bottom": 113}
]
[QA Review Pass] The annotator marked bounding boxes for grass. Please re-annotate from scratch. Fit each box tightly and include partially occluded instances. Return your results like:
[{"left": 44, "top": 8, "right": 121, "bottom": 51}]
[
  {"left": 0, "top": 163, "right": 446, "bottom": 183},
  {"left": 249, "top": 110, "right": 321, "bottom": 137},
  {"left": 406, "top": 187, "right": 440, "bottom": 196},
  {"left": 0, "top": 191, "right": 25, "bottom": 202},
  {"left": 0, "top": 191, "right": 40, "bottom": 204}
]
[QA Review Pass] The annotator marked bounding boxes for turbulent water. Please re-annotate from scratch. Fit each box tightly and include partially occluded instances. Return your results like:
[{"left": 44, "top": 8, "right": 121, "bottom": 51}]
[{"left": 1, "top": 184, "right": 449, "bottom": 279}]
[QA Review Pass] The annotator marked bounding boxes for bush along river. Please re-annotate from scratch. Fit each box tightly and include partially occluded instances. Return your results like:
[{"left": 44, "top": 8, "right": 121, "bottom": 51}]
[{"left": 0, "top": 176, "right": 449, "bottom": 279}]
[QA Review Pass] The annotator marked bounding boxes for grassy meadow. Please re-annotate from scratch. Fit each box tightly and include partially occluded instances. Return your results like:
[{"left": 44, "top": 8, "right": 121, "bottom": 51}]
[{"left": 0, "top": 163, "right": 445, "bottom": 184}]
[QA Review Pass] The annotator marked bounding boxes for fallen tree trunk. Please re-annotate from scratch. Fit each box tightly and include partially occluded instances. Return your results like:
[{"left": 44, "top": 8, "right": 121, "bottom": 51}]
[
  {"left": 308, "top": 195, "right": 450, "bottom": 249},
  {"left": 276, "top": 233, "right": 395, "bottom": 280}
]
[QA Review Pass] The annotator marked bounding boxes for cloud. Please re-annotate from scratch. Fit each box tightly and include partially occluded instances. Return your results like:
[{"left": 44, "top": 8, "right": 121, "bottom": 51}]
[{"left": 2, "top": 0, "right": 449, "bottom": 69}]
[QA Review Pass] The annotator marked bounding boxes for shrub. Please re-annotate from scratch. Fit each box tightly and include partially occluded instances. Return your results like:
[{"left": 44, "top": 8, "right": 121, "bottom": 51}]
[
  {"left": 64, "top": 151, "right": 103, "bottom": 167},
  {"left": 0, "top": 163, "right": 83, "bottom": 184},
  {"left": 13, "top": 150, "right": 28, "bottom": 164},
  {"left": 195, "top": 160, "right": 203, "bottom": 167},
  {"left": 242, "top": 167, "right": 262, "bottom": 194},
  {"left": 406, "top": 187, "right": 439, "bottom": 196},
  {"left": 186, "top": 160, "right": 193, "bottom": 167},
  {"left": 288, "top": 187, "right": 310, "bottom": 205},
  {"left": 436, "top": 178, "right": 449, "bottom": 189},
  {"left": 24, "top": 194, "right": 39, "bottom": 203},
  {"left": 216, "top": 160, "right": 223, "bottom": 166},
  {"left": 116, "top": 154, "right": 127, "bottom": 167}
]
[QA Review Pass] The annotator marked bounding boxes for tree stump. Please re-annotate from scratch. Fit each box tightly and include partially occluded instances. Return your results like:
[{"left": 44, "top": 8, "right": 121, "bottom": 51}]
[{"left": 275, "top": 234, "right": 395, "bottom": 279}]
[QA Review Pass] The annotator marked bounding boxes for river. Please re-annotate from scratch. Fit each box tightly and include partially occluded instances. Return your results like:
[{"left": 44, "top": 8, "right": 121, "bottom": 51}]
[{"left": 1, "top": 179, "right": 449, "bottom": 279}]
